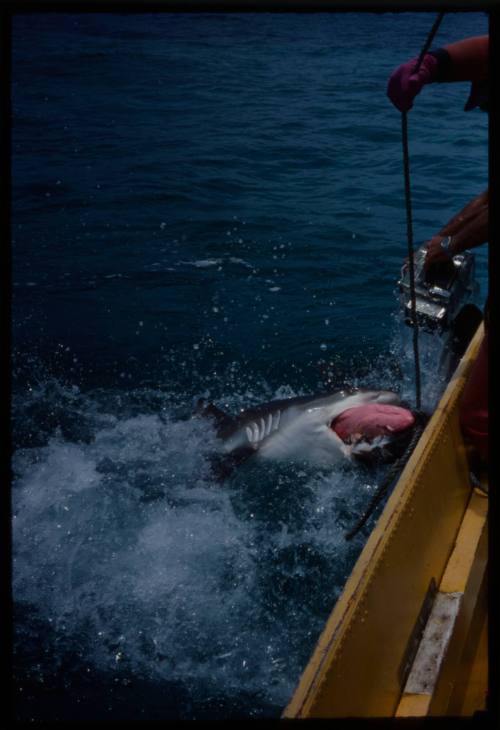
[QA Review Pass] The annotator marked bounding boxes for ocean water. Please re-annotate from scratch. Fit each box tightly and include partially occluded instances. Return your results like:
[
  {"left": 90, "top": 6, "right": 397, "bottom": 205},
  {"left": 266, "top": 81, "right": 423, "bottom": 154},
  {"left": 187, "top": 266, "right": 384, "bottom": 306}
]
[{"left": 11, "top": 11, "right": 488, "bottom": 721}]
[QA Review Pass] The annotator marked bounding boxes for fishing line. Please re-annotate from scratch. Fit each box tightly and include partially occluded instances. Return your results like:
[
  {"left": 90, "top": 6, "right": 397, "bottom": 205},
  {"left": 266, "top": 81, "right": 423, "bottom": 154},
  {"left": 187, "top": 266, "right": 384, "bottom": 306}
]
[
  {"left": 402, "top": 11, "right": 445, "bottom": 412},
  {"left": 345, "top": 414, "right": 427, "bottom": 542},
  {"left": 346, "top": 13, "right": 445, "bottom": 541}
]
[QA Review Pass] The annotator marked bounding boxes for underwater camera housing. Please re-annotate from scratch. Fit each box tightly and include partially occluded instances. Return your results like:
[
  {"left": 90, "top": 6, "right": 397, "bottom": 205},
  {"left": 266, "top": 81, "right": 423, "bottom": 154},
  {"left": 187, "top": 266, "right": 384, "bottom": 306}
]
[{"left": 398, "top": 245, "right": 477, "bottom": 333}]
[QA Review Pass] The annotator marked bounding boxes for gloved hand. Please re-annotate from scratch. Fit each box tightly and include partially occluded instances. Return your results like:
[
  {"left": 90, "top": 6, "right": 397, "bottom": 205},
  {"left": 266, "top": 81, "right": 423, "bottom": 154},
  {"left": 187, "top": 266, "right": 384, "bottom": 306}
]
[{"left": 387, "top": 53, "right": 439, "bottom": 112}]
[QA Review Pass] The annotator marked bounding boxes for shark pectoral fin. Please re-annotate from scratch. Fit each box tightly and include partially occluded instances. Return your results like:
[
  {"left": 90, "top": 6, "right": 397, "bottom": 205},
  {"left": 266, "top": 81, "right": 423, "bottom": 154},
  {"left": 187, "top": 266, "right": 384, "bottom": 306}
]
[{"left": 209, "top": 445, "right": 257, "bottom": 481}]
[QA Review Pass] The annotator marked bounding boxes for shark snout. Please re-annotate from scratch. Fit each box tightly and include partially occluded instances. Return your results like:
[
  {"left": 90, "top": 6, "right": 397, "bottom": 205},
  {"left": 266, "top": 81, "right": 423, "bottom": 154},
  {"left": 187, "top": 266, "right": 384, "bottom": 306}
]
[{"left": 374, "top": 391, "right": 401, "bottom": 405}]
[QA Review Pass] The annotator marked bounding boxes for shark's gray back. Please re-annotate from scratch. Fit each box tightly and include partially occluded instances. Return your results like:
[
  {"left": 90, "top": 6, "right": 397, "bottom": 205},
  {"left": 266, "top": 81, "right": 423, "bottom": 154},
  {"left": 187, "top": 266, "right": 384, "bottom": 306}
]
[{"left": 216, "top": 389, "right": 358, "bottom": 440}]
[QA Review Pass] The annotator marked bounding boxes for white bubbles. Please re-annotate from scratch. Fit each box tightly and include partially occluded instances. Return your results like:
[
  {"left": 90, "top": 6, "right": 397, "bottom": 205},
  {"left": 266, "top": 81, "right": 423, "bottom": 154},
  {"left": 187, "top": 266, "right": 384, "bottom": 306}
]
[
  {"left": 131, "top": 499, "right": 259, "bottom": 669},
  {"left": 13, "top": 439, "right": 102, "bottom": 513},
  {"left": 10, "top": 380, "right": 391, "bottom": 715},
  {"left": 13, "top": 405, "right": 245, "bottom": 682},
  {"left": 396, "top": 325, "right": 449, "bottom": 412}
]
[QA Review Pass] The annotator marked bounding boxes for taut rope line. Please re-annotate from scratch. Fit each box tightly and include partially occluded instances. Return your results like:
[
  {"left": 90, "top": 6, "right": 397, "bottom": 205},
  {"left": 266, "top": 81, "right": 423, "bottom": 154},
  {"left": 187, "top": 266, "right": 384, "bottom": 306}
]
[
  {"left": 402, "top": 11, "right": 445, "bottom": 411},
  {"left": 345, "top": 13, "right": 445, "bottom": 541}
]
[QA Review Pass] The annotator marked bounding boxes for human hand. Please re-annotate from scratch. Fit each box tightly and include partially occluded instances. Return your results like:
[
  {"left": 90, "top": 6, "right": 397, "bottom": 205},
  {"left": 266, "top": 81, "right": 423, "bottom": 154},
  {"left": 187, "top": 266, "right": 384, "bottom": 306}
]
[
  {"left": 387, "top": 53, "right": 439, "bottom": 112},
  {"left": 423, "top": 235, "right": 454, "bottom": 272}
]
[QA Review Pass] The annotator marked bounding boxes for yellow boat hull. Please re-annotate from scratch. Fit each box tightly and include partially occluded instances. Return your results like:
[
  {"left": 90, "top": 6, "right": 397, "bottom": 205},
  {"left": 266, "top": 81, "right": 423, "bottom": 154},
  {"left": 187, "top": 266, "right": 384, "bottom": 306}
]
[{"left": 283, "top": 324, "right": 487, "bottom": 718}]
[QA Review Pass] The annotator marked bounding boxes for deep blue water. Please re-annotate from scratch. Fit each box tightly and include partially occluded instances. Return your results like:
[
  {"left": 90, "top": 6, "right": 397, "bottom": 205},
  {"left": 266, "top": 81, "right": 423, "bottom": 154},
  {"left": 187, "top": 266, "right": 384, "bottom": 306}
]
[{"left": 11, "top": 11, "right": 488, "bottom": 721}]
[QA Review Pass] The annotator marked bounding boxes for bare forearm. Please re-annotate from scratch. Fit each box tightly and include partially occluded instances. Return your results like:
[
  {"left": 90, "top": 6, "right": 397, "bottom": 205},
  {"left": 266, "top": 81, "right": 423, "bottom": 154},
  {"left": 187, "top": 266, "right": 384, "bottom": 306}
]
[
  {"left": 437, "top": 36, "right": 489, "bottom": 82},
  {"left": 447, "top": 206, "right": 488, "bottom": 254},
  {"left": 439, "top": 190, "right": 488, "bottom": 239},
  {"left": 423, "top": 190, "right": 488, "bottom": 271}
]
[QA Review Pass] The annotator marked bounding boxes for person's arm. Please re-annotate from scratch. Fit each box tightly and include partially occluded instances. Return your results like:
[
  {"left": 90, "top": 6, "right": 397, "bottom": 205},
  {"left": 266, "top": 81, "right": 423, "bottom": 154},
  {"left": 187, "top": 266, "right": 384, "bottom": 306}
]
[
  {"left": 436, "top": 36, "right": 489, "bottom": 83},
  {"left": 423, "top": 190, "right": 488, "bottom": 270},
  {"left": 387, "top": 34, "right": 488, "bottom": 111},
  {"left": 438, "top": 189, "right": 488, "bottom": 237}
]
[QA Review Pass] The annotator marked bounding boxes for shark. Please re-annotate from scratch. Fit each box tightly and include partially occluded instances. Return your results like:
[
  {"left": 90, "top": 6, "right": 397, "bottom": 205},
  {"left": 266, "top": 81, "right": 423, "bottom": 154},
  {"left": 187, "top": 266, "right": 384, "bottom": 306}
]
[{"left": 196, "top": 388, "right": 416, "bottom": 478}]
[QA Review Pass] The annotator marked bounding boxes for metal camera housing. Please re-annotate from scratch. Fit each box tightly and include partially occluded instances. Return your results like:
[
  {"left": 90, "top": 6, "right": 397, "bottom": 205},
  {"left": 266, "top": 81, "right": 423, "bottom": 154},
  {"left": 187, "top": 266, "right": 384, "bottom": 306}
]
[{"left": 398, "top": 245, "right": 477, "bottom": 333}]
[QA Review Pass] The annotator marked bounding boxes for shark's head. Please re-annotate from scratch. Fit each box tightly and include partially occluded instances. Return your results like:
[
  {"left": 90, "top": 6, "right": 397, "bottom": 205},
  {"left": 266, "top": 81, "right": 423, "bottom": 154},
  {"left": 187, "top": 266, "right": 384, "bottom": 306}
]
[
  {"left": 330, "top": 401, "right": 416, "bottom": 464},
  {"left": 198, "top": 388, "right": 418, "bottom": 474}
]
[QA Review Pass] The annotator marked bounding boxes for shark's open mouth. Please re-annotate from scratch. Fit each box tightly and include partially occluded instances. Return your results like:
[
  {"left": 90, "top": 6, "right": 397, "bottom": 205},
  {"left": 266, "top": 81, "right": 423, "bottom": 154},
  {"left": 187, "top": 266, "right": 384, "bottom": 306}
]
[{"left": 331, "top": 403, "right": 415, "bottom": 446}]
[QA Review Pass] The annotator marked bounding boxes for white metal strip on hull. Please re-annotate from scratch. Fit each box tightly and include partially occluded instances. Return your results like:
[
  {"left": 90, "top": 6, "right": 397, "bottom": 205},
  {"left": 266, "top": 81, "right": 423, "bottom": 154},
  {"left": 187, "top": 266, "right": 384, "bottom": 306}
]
[{"left": 404, "top": 592, "right": 463, "bottom": 696}]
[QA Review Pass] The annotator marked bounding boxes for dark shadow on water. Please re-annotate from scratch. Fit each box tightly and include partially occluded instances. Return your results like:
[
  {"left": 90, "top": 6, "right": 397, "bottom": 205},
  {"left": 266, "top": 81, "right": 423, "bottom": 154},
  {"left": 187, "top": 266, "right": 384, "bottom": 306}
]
[{"left": 13, "top": 606, "right": 281, "bottom": 721}]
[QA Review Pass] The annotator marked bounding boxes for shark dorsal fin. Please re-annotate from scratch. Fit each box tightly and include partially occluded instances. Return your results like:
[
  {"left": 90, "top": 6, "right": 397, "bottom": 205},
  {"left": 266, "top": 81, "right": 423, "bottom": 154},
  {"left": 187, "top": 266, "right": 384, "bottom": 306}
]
[{"left": 195, "top": 399, "right": 235, "bottom": 431}]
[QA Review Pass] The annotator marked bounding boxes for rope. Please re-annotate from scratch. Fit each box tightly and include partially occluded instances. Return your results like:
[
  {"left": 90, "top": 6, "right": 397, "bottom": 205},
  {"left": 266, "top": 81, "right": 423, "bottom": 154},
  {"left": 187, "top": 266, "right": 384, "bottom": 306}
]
[
  {"left": 345, "top": 414, "right": 427, "bottom": 541},
  {"left": 402, "top": 11, "right": 445, "bottom": 413},
  {"left": 414, "top": 12, "right": 446, "bottom": 72},
  {"left": 345, "top": 14, "right": 445, "bottom": 542},
  {"left": 402, "top": 111, "right": 422, "bottom": 411}
]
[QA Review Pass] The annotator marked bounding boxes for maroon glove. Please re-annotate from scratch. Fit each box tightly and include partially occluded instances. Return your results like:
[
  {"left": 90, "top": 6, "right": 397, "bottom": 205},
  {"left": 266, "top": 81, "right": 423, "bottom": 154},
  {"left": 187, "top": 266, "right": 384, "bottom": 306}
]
[{"left": 387, "top": 53, "right": 439, "bottom": 112}]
